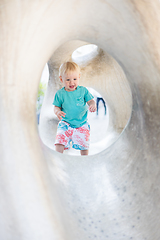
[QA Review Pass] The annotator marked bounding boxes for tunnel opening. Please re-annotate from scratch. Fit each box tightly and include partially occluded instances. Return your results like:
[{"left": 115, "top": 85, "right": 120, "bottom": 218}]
[
  {"left": 36, "top": 63, "right": 49, "bottom": 124},
  {"left": 72, "top": 44, "right": 98, "bottom": 65},
  {"left": 38, "top": 41, "right": 132, "bottom": 156}
]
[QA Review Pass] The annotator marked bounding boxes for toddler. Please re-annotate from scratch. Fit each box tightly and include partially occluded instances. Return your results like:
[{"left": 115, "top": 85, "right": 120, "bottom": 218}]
[{"left": 53, "top": 61, "right": 96, "bottom": 155}]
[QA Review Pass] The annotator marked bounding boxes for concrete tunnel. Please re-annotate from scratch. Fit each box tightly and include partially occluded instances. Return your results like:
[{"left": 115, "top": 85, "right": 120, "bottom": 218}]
[{"left": 1, "top": 0, "right": 160, "bottom": 240}]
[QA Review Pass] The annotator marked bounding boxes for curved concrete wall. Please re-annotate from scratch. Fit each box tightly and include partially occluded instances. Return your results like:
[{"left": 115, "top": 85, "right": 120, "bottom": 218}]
[
  {"left": 39, "top": 40, "right": 132, "bottom": 152},
  {"left": 1, "top": 0, "right": 160, "bottom": 240}
]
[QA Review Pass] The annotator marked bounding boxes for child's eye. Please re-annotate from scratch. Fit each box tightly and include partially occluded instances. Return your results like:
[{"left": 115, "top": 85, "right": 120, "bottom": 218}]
[
  {"left": 74, "top": 78, "right": 77, "bottom": 80},
  {"left": 66, "top": 79, "right": 70, "bottom": 81}
]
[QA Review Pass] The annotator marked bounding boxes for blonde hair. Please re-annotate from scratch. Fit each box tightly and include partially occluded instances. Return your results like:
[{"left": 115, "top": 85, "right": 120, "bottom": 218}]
[{"left": 59, "top": 62, "right": 80, "bottom": 76}]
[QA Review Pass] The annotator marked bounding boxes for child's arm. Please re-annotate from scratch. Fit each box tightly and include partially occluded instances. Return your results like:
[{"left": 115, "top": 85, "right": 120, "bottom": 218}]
[
  {"left": 87, "top": 99, "right": 97, "bottom": 112},
  {"left": 54, "top": 106, "right": 66, "bottom": 121}
]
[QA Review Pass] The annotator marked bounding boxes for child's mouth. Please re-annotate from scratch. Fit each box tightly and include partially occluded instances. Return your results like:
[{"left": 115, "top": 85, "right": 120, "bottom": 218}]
[{"left": 70, "top": 86, "right": 75, "bottom": 89}]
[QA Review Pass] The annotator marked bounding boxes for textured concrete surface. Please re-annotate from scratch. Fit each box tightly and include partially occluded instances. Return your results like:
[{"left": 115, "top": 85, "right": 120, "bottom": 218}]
[{"left": 1, "top": 0, "right": 160, "bottom": 240}]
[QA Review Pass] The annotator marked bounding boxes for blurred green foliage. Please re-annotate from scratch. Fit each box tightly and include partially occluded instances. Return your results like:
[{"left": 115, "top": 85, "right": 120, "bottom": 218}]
[{"left": 36, "top": 82, "right": 47, "bottom": 113}]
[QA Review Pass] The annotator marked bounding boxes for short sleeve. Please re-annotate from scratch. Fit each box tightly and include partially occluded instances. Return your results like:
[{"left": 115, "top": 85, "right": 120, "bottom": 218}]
[
  {"left": 53, "top": 91, "right": 62, "bottom": 107},
  {"left": 84, "top": 87, "right": 94, "bottom": 102}
]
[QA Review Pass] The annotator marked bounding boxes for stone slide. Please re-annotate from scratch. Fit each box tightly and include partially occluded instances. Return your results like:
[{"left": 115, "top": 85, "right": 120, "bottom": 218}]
[{"left": 0, "top": 0, "right": 160, "bottom": 239}]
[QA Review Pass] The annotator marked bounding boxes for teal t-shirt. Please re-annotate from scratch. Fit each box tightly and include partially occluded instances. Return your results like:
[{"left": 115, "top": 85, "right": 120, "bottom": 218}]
[{"left": 53, "top": 86, "right": 94, "bottom": 128}]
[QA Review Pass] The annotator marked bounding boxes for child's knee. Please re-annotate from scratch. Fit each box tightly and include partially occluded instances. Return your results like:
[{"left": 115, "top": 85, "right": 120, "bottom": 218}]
[
  {"left": 80, "top": 149, "right": 89, "bottom": 155},
  {"left": 55, "top": 144, "right": 65, "bottom": 153}
]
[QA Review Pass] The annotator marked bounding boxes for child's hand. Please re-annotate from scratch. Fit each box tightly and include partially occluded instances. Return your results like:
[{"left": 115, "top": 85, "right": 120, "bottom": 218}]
[
  {"left": 56, "top": 111, "right": 66, "bottom": 121},
  {"left": 87, "top": 99, "right": 97, "bottom": 113},
  {"left": 89, "top": 104, "right": 97, "bottom": 112},
  {"left": 54, "top": 106, "right": 66, "bottom": 121}
]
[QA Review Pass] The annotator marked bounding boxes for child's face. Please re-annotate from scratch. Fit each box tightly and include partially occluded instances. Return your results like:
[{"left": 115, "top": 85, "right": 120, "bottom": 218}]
[{"left": 59, "top": 70, "right": 80, "bottom": 92}]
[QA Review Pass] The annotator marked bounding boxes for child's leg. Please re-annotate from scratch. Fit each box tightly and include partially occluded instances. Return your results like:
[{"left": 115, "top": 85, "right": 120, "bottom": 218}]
[
  {"left": 80, "top": 149, "right": 88, "bottom": 155},
  {"left": 55, "top": 144, "right": 65, "bottom": 153},
  {"left": 55, "top": 121, "right": 71, "bottom": 152},
  {"left": 72, "top": 122, "right": 90, "bottom": 155}
]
